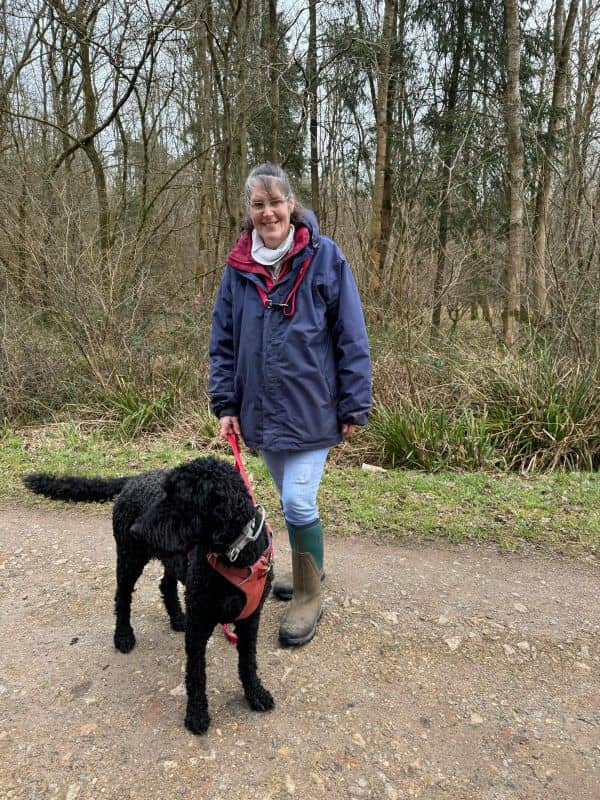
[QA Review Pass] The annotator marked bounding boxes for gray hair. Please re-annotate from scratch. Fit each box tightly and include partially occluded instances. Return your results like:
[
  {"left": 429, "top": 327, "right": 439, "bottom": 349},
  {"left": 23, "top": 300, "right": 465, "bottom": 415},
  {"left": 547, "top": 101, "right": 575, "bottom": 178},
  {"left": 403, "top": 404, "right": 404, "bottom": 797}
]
[
  {"left": 242, "top": 162, "right": 304, "bottom": 230},
  {"left": 243, "top": 162, "right": 294, "bottom": 206}
]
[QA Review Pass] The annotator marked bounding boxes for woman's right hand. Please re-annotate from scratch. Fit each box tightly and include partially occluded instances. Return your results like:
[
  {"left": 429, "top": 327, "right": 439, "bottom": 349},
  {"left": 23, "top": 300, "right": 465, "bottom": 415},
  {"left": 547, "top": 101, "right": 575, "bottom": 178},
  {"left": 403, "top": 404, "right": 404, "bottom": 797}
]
[{"left": 218, "top": 415, "right": 241, "bottom": 440}]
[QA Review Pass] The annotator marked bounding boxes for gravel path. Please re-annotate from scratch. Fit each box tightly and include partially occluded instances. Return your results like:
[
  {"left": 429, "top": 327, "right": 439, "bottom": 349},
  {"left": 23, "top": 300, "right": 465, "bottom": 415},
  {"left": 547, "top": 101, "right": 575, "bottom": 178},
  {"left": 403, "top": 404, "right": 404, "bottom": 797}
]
[{"left": 1, "top": 503, "right": 598, "bottom": 800}]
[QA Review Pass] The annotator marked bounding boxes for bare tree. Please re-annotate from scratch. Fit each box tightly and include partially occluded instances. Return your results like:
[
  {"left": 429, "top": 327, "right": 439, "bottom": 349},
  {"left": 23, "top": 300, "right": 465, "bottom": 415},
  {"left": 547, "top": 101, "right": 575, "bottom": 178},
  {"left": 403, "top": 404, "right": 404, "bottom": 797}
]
[
  {"left": 307, "top": 0, "right": 320, "bottom": 216},
  {"left": 367, "top": 0, "right": 395, "bottom": 281},
  {"left": 503, "top": 0, "right": 525, "bottom": 347},
  {"left": 530, "top": 0, "right": 579, "bottom": 320},
  {"left": 431, "top": 0, "right": 467, "bottom": 332}
]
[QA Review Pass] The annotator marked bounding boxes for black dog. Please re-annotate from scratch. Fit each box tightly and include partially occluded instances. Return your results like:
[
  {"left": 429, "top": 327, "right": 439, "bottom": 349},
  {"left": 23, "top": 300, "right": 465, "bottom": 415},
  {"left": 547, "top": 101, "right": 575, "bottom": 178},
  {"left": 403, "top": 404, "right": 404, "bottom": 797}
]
[{"left": 23, "top": 457, "right": 275, "bottom": 734}]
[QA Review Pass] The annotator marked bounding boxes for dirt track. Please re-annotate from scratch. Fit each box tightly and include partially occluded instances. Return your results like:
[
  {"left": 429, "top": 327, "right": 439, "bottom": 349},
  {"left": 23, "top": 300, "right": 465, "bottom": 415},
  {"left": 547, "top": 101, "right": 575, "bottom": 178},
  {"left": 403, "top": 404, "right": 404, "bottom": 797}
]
[{"left": 1, "top": 502, "right": 598, "bottom": 800}]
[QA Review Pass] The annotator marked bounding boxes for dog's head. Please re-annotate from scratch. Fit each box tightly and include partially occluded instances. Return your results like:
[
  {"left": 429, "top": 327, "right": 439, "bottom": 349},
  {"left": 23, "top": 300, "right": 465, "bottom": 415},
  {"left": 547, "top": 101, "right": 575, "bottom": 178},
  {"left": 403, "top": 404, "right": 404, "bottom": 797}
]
[{"left": 130, "top": 457, "right": 257, "bottom": 555}]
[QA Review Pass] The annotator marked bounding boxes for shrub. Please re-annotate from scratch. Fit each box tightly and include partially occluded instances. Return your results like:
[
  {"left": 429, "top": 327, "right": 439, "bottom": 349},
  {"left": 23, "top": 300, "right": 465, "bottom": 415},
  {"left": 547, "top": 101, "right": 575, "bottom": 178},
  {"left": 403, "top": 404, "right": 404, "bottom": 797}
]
[
  {"left": 102, "top": 375, "right": 180, "bottom": 439},
  {"left": 475, "top": 348, "right": 600, "bottom": 471},
  {"left": 0, "top": 304, "right": 85, "bottom": 423},
  {"left": 366, "top": 400, "right": 497, "bottom": 472}
]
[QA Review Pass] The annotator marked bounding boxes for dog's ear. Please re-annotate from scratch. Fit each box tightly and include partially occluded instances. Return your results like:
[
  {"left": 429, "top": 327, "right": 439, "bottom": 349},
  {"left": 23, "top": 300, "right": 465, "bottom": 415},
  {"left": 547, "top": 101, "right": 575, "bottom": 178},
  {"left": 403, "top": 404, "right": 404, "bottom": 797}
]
[{"left": 130, "top": 501, "right": 189, "bottom": 553}]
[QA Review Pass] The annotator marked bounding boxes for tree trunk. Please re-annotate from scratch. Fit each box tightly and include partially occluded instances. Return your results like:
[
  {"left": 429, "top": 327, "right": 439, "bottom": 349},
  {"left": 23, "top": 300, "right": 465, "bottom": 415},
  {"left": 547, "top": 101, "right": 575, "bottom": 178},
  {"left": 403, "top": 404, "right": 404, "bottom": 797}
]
[
  {"left": 308, "top": 0, "right": 320, "bottom": 217},
  {"left": 77, "top": 4, "right": 110, "bottom": 258},
  {"left": 431, "top": 0, "right": 466, "bottom": 331},
  {"left": 367, "top": 0, "right": 395, "bottom": 283},
  {"left": 503, "top": 0, "right": 525, "bottom": 347},
  {"left": 268, "top": 0, "right": 279, "bottom": 162},
  {"left": 381, "top": 0, "right": 406, "bottom": 273},
  {"left": 530, "top": 0, "right": 579, "bottom": 321}
]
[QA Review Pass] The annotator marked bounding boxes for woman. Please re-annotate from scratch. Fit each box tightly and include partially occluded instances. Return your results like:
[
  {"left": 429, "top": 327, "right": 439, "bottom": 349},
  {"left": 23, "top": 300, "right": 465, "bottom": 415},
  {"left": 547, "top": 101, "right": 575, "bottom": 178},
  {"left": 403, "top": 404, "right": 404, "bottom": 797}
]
[{"left": 209, "top": 163, "right": 371, "bottom": 646}]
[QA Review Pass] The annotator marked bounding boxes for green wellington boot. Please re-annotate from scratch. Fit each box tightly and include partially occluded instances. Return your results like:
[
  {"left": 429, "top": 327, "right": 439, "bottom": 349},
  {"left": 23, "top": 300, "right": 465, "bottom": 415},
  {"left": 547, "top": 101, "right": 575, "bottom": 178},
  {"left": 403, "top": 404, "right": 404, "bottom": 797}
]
[{"left": 278, "top": 521, "right": 324, "bottom": 646}]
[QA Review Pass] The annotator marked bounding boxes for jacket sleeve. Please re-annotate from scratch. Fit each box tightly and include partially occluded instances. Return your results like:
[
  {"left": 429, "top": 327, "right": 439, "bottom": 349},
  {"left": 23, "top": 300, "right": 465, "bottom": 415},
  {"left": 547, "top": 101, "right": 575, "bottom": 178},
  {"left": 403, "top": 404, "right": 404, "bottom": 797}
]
[
  {"left": 209, "top": 268, "right": 238, "bottom": 419},
  {"left": 328, "top": 252, "right": 372, "bottom": 426}
]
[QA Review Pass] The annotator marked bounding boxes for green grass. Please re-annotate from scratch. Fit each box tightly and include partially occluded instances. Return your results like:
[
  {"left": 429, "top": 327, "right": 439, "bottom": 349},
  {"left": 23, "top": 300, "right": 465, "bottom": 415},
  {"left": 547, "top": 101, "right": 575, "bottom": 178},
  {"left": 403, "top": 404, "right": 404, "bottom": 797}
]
[
  {"left": 320, "top": 468, "right": 599, "bottom": 553},
  {"left": 2, "top": 424, "right": 598, "bottom": 555}
]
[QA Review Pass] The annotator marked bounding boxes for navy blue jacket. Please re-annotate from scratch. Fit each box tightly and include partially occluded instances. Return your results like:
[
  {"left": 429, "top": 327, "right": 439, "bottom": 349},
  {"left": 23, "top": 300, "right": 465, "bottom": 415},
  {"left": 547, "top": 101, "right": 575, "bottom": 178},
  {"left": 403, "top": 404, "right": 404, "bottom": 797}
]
[{"left": 209, "top": 213, "right": 372, "bottom": 451}]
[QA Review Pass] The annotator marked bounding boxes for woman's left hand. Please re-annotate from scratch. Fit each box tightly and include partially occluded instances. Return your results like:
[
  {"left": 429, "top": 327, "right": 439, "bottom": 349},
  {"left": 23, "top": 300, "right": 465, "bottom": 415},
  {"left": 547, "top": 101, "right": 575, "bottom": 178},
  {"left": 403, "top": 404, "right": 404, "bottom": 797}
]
[{"left": 341, "top": 423, "right": 357, "bottom": 439}]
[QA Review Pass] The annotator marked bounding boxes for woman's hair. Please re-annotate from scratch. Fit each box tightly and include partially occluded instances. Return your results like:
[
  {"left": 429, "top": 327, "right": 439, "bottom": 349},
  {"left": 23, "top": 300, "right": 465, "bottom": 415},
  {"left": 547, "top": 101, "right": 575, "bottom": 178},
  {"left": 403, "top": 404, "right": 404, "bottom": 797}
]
[{"left": 242, "top": 162, "right": 304, "bottom": 230}]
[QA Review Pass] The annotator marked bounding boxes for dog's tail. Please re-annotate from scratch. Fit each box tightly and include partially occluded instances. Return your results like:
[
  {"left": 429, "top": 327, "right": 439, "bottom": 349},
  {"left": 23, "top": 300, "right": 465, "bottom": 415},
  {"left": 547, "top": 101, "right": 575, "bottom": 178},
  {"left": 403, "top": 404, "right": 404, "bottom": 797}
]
[{"left": 22, "top": 472, "right": 129, "bottom": 503}]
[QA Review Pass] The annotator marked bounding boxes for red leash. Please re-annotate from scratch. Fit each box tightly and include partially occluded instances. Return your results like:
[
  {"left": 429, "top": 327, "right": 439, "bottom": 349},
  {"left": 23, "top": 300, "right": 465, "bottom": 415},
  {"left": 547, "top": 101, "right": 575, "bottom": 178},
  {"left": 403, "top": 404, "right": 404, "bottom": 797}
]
[
  {"left": 222, "top": 433, "right": 260, "bottom": 645},
  {"left": 226, "top": 433, "right": 257, "bottom": 503}
]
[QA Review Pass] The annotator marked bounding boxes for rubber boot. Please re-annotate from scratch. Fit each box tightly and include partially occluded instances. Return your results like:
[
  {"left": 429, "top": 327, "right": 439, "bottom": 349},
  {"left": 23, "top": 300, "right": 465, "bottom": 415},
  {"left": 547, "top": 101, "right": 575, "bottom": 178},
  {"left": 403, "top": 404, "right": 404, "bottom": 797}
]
[
  {"left": 274, "top": 519, "right": 324, "bottom": 600},
  {"left": 278, "top": 521, "right": 323, "bottom": 646},
  {"left": 273, "top": 568, "right": 325, "bottom": 601}
]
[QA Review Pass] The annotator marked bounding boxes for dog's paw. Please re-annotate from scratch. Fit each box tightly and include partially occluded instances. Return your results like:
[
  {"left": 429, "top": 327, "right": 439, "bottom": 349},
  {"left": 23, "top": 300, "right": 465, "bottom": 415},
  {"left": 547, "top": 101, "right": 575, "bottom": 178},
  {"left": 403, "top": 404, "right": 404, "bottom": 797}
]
[
  {"left": 170, "top": 614, "right": 186, "bottom": 632},
  {"left": 114, "top": 628, "right": 136, "bottom": 653},
  {"left": 246, "top": 685, "right": 275, "bottom": 713},
  {"left": 185, "top": 707, "right": 211, "bottom": 735}
]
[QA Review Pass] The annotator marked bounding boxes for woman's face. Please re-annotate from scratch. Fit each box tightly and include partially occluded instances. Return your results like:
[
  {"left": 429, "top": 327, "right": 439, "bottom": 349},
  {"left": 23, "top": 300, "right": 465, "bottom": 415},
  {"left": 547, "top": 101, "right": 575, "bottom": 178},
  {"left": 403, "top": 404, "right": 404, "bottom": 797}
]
[{"left": 248, "top": 182, "right": 293, "bottom": 249}]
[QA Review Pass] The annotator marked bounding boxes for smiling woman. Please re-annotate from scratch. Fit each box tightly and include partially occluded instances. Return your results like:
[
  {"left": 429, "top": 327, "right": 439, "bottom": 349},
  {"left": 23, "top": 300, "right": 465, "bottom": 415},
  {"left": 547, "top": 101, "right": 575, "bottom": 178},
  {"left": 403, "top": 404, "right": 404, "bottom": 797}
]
[
  {"left": 209, "top": 162, "right": 372, "bottom": 648},
  {"left": 248, "top": 190, "right": 293, "bottom": 249}
]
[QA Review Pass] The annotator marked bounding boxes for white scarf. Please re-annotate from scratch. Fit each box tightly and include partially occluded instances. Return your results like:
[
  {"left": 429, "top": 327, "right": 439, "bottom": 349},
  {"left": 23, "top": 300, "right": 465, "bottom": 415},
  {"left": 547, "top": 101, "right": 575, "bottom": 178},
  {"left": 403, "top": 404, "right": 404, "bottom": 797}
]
[{"left": 251, "top": 226, "right": 295, "bottom": 267}]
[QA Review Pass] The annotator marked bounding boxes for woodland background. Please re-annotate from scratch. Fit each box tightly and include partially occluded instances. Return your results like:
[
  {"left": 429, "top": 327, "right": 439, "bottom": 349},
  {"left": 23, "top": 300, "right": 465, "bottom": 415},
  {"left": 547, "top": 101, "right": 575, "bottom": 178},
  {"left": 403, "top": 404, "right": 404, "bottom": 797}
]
[{"left": 0, "top": 0, "right": 599, "bottom": 471}]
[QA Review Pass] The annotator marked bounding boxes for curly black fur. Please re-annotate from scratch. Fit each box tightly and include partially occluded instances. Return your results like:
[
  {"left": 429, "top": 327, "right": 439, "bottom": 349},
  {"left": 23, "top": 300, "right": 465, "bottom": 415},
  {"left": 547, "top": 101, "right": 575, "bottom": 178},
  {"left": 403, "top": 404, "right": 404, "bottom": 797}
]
[{"left": 23, "top": 456, "right": 274, "bottom": 735}]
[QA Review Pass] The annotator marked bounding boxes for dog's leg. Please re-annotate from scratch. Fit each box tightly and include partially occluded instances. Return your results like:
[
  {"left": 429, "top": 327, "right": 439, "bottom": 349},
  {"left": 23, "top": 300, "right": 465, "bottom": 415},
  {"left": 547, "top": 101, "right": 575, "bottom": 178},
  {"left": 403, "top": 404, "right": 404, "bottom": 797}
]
[
  {"left": 184, "top": 618, "right": 216, "bottom": 735},
  {"left": 114, "top": 549, "right": 147, "bottom": 653},
  {"left": 234, "top": 613, "right": 275, "bottom": 713},
  {"left": 160, "top": 568, "right": 185, "bottom": 632}
]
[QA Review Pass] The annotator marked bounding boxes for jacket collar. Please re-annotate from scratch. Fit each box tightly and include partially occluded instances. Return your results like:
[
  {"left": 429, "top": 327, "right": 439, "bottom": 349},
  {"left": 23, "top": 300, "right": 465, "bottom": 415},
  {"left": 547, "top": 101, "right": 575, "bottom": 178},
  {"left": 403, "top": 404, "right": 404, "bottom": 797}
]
[{"left": 226, "top": 213, "right": 317, "bottom": 282}]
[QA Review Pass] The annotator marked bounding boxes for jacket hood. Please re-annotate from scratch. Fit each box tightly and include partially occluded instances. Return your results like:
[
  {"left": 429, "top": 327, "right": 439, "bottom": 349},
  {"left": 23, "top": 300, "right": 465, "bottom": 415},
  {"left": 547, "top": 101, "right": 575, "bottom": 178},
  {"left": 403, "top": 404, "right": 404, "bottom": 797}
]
[{"left": 297, "top": 209, "right": 319, "bottom": 241}]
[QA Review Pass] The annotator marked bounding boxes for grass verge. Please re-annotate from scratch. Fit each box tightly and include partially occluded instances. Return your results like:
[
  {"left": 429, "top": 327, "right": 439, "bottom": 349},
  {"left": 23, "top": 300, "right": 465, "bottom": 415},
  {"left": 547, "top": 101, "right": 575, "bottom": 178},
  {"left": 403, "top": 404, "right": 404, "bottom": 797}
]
[{"left": 2, "top": 423, "right": 598, "bottom": 556}]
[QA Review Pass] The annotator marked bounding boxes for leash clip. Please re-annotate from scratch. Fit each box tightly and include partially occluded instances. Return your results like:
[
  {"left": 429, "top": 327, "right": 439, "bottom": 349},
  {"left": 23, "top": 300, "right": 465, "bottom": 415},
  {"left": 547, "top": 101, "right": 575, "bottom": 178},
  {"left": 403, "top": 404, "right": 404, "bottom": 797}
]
[
  {"left": 226, "top": 505, "right": 266, "bottom": 562},
  {"left": 265, "top": 299, "right": 289, "bottom": 311}
]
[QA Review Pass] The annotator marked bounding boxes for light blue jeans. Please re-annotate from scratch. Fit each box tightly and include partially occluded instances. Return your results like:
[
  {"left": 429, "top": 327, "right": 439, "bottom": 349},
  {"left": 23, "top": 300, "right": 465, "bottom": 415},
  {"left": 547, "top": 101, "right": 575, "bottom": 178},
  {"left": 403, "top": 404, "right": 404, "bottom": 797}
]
[{"left": 261, "top": 448, "right": 329, "bottom": 527}]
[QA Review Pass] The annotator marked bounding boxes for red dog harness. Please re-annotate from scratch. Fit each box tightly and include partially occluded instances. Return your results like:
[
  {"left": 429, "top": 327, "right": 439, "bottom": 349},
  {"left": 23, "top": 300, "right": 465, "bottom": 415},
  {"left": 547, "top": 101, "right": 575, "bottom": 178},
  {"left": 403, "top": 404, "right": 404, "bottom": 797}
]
[
  {"left": 210, "top": 435, "right": 274, "bottom": 633},
  {"left": 206, "top": 532, "right": 273, "bottom": 620}
]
